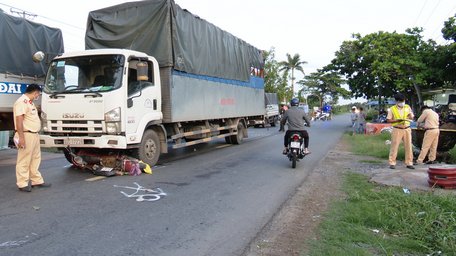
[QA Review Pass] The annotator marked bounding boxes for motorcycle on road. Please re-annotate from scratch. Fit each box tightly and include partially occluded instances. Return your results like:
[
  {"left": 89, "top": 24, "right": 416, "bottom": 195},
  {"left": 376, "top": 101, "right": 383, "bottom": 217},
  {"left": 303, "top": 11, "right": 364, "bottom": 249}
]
[{"left": 286, "top": 132, "right": 307, "bottom": 168}]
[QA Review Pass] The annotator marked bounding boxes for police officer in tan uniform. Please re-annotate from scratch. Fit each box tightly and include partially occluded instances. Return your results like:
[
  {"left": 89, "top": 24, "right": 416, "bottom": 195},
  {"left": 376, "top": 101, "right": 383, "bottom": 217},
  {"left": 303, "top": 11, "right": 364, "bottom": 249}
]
[
  {"left": 387, "top": 93, "right": 415, "bottom": 170},
  {"left": 415, "top": 105, "right": 440, "bottom": 165},
  {"left": 13, "top": 84, "right": 51, "bottom": 192}
]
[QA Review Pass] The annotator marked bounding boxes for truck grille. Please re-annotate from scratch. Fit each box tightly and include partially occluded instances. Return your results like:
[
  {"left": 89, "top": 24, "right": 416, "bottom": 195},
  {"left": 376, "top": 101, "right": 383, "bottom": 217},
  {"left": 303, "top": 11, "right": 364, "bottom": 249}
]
[{"left": 46, "top": 120, "right": 104, "bottom": 136}]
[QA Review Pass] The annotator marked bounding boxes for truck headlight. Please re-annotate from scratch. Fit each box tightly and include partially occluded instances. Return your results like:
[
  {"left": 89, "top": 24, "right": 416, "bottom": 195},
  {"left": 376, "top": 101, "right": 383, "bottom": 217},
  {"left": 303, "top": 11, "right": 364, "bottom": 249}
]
[
  {"left": 105, "top": 107, "right": 121, "bottom": 122},
  {"left": 106, "top": 122, "right": 121, "bottom": 134},
  {"left": 41, "top": 111, "right": 48, "bottom": 131}
]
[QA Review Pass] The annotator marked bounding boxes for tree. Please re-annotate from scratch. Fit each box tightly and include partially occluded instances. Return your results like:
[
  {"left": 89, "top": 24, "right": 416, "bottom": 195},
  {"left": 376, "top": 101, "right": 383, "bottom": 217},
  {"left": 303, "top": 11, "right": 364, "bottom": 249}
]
[
  {"left": 329, "top": 29, "right": 433, "bottom": 108},
  {"left": 279, "top": 53, "right": 307, "bottom": 97},
  {"left": 442, "top": 15, "right": 456, "bottom": 41},
  {"left": 431, "top": 14, "right": 456, "bottom": 87},
  {"left": 298, "top": 68, "right": 350, "bottom": 108},
  {"left": 263, "top": 48, "right": 291, "bottom": 103}
]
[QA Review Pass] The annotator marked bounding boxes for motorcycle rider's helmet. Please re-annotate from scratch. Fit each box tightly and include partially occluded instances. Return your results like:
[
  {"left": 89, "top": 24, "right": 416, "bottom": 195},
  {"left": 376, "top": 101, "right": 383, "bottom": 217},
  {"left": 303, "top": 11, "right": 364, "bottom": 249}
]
[{"left": 290, "top": 98, "right": 299, "bottom": 106}]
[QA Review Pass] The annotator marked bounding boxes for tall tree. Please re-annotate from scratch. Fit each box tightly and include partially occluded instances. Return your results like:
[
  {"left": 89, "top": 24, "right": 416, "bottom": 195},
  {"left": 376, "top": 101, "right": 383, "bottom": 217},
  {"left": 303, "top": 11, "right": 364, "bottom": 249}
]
[
  {"left": 279, "top": 53, "right": 307, "bottom": 97},
  {"left": 263, "top": 48, "right": 291, "bottom": 103}
]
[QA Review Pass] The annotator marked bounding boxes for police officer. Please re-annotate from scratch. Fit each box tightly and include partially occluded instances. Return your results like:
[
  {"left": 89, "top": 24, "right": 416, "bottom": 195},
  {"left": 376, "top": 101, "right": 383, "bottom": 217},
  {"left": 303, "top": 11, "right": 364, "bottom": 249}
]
[
  {"left": 387, "top": 93, "right": 415, "bottom": 169},
  {"left": 13, "top": 84, "right": 51, "bottom": 192},
  {"left": 281, "top": 98, "right": 311, "bottom": 155},
  {"left": 415, "top": 105, "right": 440, "bottom": 165}
]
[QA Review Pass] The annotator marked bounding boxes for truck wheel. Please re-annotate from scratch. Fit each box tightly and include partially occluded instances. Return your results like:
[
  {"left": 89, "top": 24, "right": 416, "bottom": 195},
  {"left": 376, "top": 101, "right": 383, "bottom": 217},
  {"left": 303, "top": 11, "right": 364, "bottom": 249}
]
[
  {"left": 270, "top": 117, "right": 277, "bottom": 127},
  {"left": 230, "top": 123, "right": 245, "bottom": 145},
  {"left": 135, "top": 129, "right": 160, "bottom": 166},
  {"left": 225, "top": 136, "right": 232, "bottom": 144}
]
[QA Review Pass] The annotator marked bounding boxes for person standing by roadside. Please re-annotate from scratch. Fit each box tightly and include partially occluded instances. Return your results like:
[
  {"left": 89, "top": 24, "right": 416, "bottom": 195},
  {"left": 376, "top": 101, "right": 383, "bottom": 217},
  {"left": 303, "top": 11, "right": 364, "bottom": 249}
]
[
  {"left": 350, "top": 106, "right": 358, "bottom": 135},
  {"left": 415, "top": 105, "right": 440, "bottom": 165},
  {"left": 13, "top": 84, "right": 51, "bottom": 192},
  {"left": 279, "top": 104, "right": 289, "bottom": 132},
  {"left": 387, "top": 93, "right": 415, "bottom": 170},
  {"left": 357, "top": 107, "right": 366, "bottom": 134}
]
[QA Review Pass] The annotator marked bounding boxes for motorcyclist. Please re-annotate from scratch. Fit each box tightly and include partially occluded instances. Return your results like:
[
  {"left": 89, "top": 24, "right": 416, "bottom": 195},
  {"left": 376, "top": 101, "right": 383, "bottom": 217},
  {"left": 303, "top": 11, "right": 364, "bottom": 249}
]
[{"left": 281, "top": 98, "right": 311, "bottom": 155}]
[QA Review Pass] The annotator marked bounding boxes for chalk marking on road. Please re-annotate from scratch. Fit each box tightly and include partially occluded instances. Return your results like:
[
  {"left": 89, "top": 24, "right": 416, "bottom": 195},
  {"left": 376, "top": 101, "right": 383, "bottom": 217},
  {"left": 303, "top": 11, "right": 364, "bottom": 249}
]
[
  {"left": 0, "top": 233, "right": 38, "bottom": 248},
  {"left": 0, "top": 240, "right": 27, "bottom": 248},
  {"left": 114, "top": 182, "right": 166, "bottom": 202},
  {"left": 86, "top": 176, "right": 106, "bottom": 182},
  {"left": 215, "top": 144, "right": 232, "bottom": 149},
  {"left": 63, "top": 164, "right": 73, "bottom": 168}
]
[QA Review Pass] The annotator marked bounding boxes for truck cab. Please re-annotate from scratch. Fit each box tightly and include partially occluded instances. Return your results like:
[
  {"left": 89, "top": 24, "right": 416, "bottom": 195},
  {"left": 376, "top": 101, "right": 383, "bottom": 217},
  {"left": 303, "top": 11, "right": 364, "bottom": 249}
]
[{"left": 40, "top": 49, "right": 162, "bottom": 153}]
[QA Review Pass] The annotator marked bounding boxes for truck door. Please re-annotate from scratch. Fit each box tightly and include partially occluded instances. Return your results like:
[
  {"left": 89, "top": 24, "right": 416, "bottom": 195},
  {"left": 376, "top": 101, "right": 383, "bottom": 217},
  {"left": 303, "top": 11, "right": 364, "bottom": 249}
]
[{"left": 125, "top": 60, "right": 161, "bottom": 135}]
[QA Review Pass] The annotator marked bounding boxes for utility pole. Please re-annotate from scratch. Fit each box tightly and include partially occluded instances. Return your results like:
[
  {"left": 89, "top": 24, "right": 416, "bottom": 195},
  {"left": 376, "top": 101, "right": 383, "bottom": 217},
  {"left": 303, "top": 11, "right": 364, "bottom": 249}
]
[{"left": 10, "top": 7, "right": 36, "bottom": 19}]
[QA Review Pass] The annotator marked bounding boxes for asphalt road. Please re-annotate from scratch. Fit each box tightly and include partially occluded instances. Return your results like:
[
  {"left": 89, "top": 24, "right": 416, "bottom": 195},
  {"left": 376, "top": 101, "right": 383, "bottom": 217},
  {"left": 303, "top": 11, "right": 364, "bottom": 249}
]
[{"left": 0, "top": 114, "right": 349, "bottom": 256}]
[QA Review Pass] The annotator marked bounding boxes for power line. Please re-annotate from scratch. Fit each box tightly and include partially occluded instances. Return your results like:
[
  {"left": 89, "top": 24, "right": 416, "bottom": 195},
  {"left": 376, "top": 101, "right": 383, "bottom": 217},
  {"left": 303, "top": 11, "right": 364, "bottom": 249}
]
[
  {"left": 422, "top": 0, "right": 442, "bottom": 27},
  {"left": 0, "top": 2, "right": 84, "bottom": 31},
  {"left": 414, "top": 0, "right": 428, "bottom": 25},
  {"left": 430, "top": 4, "right": 456, "bottom": 42}
]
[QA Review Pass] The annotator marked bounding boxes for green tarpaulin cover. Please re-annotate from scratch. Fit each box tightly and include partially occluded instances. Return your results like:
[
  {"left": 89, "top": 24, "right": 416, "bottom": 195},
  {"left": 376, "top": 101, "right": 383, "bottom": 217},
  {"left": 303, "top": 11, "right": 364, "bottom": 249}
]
[
  {"left": 0, "top": 12, "right": 64, "bottom": 77},
  {"left": 85, "top": 0, "right": 264, "bottom": 82}
]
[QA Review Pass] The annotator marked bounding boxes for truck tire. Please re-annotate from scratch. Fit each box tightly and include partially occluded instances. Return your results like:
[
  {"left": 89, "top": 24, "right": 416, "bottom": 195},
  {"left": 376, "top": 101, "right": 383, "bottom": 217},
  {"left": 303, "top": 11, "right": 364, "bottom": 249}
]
[
  {"left": 270, "top": 117, "right": 277, "bottom": 127},
  {"left": 230, "top": 122, "right": 245, "bottom": 145},
  {"left": 134, "top": 129, "right": 160, "bottom": 166},
  {"left": 225, "top": 136, "right": 232, "bottom": 144}
]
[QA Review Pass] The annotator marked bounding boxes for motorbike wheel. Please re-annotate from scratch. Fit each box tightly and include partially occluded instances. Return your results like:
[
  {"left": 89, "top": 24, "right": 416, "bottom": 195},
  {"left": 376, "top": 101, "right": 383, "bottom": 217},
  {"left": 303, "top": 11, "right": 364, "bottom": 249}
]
[{"left": 291, "top": 152, "right": 297, "bottom": 168}]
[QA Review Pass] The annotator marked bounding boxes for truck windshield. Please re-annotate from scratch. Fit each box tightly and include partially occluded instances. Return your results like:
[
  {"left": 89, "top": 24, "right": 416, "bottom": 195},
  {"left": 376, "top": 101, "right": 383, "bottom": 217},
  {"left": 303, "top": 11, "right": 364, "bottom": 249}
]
[{"left": 44, "top": 55, "right": 125, "bottom": 94}]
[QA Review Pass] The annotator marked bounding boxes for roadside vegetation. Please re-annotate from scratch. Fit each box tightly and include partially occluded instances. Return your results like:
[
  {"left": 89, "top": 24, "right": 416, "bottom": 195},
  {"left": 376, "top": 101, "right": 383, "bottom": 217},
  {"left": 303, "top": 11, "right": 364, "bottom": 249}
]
[{"left": 307, "top": 134, "right": 456, "bottom": 256}]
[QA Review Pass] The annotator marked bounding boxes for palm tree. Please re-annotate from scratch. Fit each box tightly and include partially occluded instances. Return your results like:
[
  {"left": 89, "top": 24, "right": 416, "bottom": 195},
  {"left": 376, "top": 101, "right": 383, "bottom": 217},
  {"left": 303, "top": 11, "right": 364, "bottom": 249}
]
[{"left": 279, "top": 53, "right": 307, "bottom": 98}]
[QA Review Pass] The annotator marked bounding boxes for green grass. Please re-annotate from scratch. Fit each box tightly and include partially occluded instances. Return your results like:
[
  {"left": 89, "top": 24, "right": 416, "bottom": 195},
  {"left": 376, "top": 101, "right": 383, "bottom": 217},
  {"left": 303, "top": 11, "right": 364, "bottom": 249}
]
[
  {"left": 307, "top": 173, "right": 456, "bottom": 256},
  {"left": 346, "top": 132, "right": 405, "bottom": 160},
  {"left": 305, "top": 133, "right": 456, "bottom": 255},
  {"left": 450, "top": 147, "right": 456, "bottom": 164}
]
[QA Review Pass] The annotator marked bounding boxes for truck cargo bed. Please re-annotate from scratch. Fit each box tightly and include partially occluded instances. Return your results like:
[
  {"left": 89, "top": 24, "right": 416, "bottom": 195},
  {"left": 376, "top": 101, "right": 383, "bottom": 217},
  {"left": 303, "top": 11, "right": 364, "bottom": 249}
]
[{"left": 160, "top": 67, "right": 265, "bottom": 123}]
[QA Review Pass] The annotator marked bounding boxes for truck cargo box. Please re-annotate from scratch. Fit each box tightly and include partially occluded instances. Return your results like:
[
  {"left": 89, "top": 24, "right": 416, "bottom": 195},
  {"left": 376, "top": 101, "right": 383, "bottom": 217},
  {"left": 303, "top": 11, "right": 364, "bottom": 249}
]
[
  {"left": 85, "top": 0, "right": 263, "bottom": 82},
  {"left": 160, "top": 67, "right": 265, "bottom": 123},
  {"left": 85, "top": 0, "right": 266, "bottom": 123}
]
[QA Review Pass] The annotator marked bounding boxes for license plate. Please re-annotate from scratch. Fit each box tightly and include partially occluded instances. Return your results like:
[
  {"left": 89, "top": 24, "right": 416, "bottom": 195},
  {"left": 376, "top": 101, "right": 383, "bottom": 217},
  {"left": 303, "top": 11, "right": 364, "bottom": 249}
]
[
  {"left": 290, "top": 141, "right": 300, "bottom": 148},
  {"left": 66, "top": 138, "right": 83, "bottom": 145}
]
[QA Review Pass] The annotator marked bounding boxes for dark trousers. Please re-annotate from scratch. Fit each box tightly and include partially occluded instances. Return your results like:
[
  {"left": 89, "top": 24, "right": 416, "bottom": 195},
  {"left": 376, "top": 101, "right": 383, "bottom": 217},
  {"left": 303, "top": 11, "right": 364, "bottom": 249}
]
[{"left": 284, "top": 130, "right": 309, "bottom": 148}]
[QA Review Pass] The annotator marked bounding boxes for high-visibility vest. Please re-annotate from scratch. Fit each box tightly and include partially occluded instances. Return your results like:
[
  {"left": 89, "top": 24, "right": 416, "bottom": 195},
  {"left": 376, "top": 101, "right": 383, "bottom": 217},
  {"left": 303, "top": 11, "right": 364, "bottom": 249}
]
[{"left": 390, "top": 104, "right": 411, "bottom": 126}]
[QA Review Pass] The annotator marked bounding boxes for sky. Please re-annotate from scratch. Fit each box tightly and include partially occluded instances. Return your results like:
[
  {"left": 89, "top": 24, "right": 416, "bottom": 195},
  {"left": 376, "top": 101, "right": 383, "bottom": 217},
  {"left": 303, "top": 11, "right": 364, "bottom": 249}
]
[{"left": 1, "top": 0, "right": 455, "bottom": 102}]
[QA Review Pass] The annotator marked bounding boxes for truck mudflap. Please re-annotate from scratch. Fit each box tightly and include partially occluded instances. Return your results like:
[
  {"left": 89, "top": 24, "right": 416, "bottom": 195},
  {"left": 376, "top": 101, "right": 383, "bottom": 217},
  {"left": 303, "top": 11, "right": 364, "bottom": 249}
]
[{"left": 40, "top": 134, "right": 128, "bottom": 149}]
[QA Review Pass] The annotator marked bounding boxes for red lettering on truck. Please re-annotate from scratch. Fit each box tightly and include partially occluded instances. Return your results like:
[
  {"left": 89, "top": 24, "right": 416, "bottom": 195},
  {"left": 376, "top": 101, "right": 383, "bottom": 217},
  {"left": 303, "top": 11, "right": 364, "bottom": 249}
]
[{"left": 220, "top": 98, "right": 235, "bottom": 105}]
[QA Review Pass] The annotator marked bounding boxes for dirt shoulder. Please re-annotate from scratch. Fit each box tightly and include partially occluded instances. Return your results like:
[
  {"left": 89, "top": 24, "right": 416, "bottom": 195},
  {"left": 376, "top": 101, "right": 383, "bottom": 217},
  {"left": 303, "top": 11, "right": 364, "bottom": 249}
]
[{"left": 243, "top": 138, "right": 382, "bottom": 256}]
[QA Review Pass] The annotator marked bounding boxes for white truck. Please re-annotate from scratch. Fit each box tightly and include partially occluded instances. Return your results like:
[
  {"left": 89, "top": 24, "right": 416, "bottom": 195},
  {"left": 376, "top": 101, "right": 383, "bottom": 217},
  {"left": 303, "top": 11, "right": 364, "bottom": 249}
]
[
  {"left": 39, "top": 0, "right": 265, "bottom": 166},
  {"left": 0, "top": 11, "right": 64, "bottom": 131},
  {"left": 251, "top": 93, "right": 280, "bottom": 127}
]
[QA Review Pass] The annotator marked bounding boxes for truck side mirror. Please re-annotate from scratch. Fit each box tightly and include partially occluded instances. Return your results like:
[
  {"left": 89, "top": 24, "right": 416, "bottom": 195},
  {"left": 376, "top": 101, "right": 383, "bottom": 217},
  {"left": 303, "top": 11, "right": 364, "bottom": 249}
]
[
  {"left": 137, "top": 62, "right": 148, "bottom": 81},
  {"left": 32, "top": 51, "right": 45, "bottom": 63}
]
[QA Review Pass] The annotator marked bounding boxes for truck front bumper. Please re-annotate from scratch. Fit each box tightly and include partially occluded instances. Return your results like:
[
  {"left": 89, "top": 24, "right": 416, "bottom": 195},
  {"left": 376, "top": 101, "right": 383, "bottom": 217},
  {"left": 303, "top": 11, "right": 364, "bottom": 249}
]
[{"left": 40, "top": 134, "right": 128, "bottom": 149}]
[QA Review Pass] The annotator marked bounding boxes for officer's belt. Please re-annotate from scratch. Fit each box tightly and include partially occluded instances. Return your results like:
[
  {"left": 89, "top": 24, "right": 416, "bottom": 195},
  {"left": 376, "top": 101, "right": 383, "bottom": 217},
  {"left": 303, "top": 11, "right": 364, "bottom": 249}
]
[
  {"left": 392, "top": 126, "right": 410, "bottom": 129},
  {"left": 16, "top": 130, "right": 39, "bottom": 134}
]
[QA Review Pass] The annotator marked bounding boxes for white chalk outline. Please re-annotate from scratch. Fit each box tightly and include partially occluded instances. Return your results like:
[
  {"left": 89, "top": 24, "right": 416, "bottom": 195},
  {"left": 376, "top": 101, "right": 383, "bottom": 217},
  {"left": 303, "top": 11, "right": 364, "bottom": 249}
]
[{"left": 114, "top": 182, "right": 167, "bottom": 202}]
